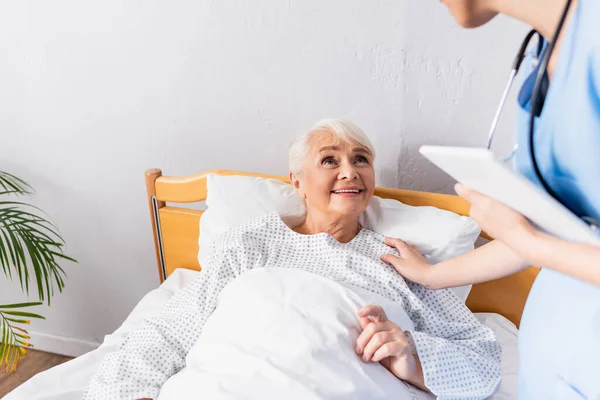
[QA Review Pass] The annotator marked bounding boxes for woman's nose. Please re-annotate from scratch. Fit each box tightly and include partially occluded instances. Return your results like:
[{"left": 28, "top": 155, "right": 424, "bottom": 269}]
[{"left": 338, "top": 163, "right": 359, "bottom": 180}]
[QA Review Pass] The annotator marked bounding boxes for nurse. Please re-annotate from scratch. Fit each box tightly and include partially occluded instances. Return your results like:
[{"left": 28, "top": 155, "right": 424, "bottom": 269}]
[{"left": 382, "top": 0, "right": 600, "bottom": 398}]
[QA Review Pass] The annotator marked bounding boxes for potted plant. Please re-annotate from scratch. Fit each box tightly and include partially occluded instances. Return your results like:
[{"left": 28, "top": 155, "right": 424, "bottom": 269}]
[{"left": 0, "top": 171, "right": 76, "bottom": 373}]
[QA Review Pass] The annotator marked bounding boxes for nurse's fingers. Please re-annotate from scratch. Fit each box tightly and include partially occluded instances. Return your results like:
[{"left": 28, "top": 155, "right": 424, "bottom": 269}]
[
  {"left": 385, "top": 237, "right": 408, "bottom": 251},
  {"left": 385, "top": 237, "right": 421, "bottom": 254},
  {"left": 455, "top": 183, "right": 500, "bottom": 221},
  {"left": 454, "top": 183, "right": 484, "bottom": 203}
]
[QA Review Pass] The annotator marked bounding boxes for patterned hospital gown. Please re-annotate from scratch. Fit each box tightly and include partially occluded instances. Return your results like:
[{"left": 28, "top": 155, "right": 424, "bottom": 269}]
[{"left": 83, "top": 212, "right": 501, "bottom": 400}]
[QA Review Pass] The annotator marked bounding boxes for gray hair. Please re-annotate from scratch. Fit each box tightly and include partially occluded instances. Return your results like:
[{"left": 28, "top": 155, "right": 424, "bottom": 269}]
[{"left": 288, "top": 118, "right": 376, "bottom": 175}]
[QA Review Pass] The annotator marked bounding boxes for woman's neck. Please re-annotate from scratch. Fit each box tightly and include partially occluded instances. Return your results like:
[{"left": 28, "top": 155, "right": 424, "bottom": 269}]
[
  {"left": 295, "top": 211, "right": 361, "bottom": 243},
  {"left": 491, "top": 0, "right": 578, "bottom": 77}
]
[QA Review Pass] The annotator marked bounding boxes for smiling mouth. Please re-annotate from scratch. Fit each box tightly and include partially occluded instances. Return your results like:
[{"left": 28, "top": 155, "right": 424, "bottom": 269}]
[{"left": 331, "top": 189, "right": 363, "bottom": 194}]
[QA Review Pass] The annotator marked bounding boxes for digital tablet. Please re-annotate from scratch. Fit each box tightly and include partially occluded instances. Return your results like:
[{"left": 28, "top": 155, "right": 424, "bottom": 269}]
[{"left": 419, "top": 145, "right": 600, "bottom": 246}]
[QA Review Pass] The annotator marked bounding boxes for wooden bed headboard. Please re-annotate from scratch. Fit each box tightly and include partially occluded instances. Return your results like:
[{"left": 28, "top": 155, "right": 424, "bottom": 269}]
[{"left": 145, "top": 168, "right": 539, "bottom": 328}]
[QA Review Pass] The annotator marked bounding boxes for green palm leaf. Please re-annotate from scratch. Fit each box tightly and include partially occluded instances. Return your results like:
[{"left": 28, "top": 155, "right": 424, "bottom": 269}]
[
  {"left": 0, "top": 302, "right": 43, "bottom": 373},
  {"left": 0, "top": 171, "right": 76, "bottom": 373},
  {"left": 0, "top": 193, "right": 76, "bottom": 303},
  {"left": 0, "top": 172, "right": 31, "bottom": 195}
]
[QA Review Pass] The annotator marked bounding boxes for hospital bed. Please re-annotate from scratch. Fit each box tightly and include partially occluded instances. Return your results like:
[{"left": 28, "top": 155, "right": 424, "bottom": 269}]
[{"left": 4, "top": 169, "right": 538, "bottom": 399}]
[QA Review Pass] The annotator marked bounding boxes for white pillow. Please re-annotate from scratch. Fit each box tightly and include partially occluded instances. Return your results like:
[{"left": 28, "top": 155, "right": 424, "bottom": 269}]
[
  {"left": 199, "top": 174, "right": 480, "bottom": 302},
  {"left": 199, "top": 175, "right": 307, "bottom": 266}
]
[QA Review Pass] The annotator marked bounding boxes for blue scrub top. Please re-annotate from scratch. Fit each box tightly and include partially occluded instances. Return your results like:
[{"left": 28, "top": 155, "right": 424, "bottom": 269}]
[{"left": 514, "top": 0, "right": 600, "bottom": 398}]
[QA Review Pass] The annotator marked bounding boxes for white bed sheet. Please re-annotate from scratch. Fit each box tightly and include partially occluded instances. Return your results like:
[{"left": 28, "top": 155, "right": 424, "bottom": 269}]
[{"left": 4, "top": 269, "right": 519, "bottom": 400}]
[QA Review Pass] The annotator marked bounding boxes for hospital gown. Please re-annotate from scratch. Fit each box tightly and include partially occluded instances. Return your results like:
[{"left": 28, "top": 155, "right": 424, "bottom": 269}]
[{"left": 83, "top": 212, "right": 501, "bottom": 400}]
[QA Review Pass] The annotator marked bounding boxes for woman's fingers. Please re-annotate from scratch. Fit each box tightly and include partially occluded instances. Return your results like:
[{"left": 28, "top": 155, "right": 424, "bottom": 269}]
[
  {"left": 359, "top": 316, "right": 371, "bottom": 330},
  {"left": 356, "top": 320, "right": 377, "bottom": 354},
  {"left": 356, "top": 321, "right": 390, "bottom": 356},
  {"left": 361, "top": 331, "right": 398, "bottom": 362},
  {"left": 357, "top": 304, "right": 388, "bottom": 322},
  {"left": 355, "top": 305, "right": 403, "bottom": 360},
  {"left": 355, "top": 306, "right": 390, "bottom": 353},
  {"left": 371, "top": 341, "right": 406, "bottom": 363}
]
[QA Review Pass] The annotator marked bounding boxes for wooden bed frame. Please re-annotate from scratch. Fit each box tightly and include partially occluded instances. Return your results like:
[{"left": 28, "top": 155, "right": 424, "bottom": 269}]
[{"left": 145, "top": 168, "right": 539, "bottom": 328}]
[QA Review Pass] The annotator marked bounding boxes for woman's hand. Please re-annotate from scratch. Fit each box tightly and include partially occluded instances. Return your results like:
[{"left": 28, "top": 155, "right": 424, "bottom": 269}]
[
  {"left": 454, "top": 183, "right": 534, "bottom": 245},
  {"left": 355, "top": 305, "right": 428, "bottom": 391},
  {"left": 381, "top": 237, "right": 436, "bottom": 289}
]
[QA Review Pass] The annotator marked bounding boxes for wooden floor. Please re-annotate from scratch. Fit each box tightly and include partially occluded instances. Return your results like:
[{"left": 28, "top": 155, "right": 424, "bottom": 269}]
[{"left": 0, "top": 350, "right": 73, "bottom": 398}]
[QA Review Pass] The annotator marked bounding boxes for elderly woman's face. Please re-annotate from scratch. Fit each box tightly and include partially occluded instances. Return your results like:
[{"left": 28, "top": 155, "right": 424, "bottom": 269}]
[{"left": 296, "top": 130, "right": 375, "bottom": 218}]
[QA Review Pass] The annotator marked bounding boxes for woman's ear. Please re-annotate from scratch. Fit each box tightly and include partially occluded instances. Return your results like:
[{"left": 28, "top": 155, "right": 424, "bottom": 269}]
[{"left": 289, "top": 172, "right": 307, "bottom": 199}]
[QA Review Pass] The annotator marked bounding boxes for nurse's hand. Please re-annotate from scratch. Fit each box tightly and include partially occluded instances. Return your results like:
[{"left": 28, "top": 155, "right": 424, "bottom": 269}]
[
  {"left": 355, "top": 305, "right": 428, "bottom": 392},
  {"left": 454, "top": 183, "right": 534, "bottom": 245},
  {"left": 381, "top": 238, "right": 436, "bottom": 288}
]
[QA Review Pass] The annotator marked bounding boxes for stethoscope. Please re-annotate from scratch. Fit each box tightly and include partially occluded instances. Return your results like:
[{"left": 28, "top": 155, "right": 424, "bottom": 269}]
[{"left": 486, "top": 0, "right": 599, "bottom": 232}]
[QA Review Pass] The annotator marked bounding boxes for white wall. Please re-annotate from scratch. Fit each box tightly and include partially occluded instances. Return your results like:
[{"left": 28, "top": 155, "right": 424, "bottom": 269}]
[{"left": 0, "top": 0, "right": 527, "bottom": 354}]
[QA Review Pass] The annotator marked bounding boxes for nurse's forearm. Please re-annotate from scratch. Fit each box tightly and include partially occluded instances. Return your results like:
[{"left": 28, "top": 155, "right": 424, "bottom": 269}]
[
  {"left": 429, "top": 240, "right": 530, "bottom": 289},
  {"left": 509, "top": 227, "right": 600, "bottom": 287}
]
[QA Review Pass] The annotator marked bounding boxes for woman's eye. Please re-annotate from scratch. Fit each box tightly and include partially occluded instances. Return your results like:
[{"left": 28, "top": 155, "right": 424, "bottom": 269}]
[
  {"left": 356, "top": 155, "right": 369, "bottom": 164},
  {"left": 322, "top": 157, "right": 337, "bottom": 165}
]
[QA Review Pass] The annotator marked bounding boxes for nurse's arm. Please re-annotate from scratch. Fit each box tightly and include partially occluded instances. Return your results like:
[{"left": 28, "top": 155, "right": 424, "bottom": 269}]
[
  {"left": 454, "top": 184, "right": 600, "bottom": 287},
  {"left": 508, "top": 226, "right": 600, "bottom": 287},
  {"left": 382, "top": 238, "right": 529, "bottom": 290}
]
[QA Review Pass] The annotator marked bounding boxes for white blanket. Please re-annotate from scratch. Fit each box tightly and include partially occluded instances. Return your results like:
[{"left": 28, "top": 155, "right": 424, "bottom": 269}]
[
  {"left": 158, "top": 268, "right": 428, "bottom": 399},
  {"left": 4, "top": 269, "right": 519, "bottom": 400}
]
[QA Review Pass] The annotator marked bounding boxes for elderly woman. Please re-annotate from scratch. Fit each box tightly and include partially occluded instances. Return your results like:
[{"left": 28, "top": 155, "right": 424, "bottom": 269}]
[{"left": 84, "top": 119, "right": 501, "bottom": 400}]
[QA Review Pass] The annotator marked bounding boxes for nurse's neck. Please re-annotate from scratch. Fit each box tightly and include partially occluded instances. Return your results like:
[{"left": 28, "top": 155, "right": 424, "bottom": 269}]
[{"left": 493, "top": 0, "right": 578, "bottom": 77}]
